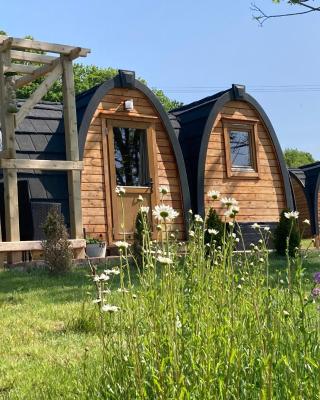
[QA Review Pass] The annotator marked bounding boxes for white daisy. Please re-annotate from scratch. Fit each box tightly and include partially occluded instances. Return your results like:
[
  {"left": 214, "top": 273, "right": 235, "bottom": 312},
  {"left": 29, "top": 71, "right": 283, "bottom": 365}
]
[
  {"left": 251, "top": 223, "right": 260, "bottom": 230},
  {"left": 101, "top": 304, "right": 120, "bottom": 313},
  {"left": 140, "top": 206, "right": 150, "bottom": 214},
  {"left": 137, "top": 195, "right": 144, "bottom": 203},
  {"left": 159, "top": 186, "right": 169, "bottom": 195},
  {"left": 115, "top": 186, "right": 126, "bottom": 197},
  {"left": 114, "top": 241, "right": 130, "bottom": 250},
  {"left": 208, "top": 229, "right": 219, "bottom": 235},
  {"left": 221, "top": 197, "right": 238, "bottom": 208},
  {"left": 157, "top": 256, "right": 174, "bottom": 265},
  {"left": 208, "top": 190, "right": 220, "bottom": 200},
  {"left": 153, "top": 204, "right": 179, "bottom": 222},
  {"left": 303, "top": 219, "right": 310, "bottom": 225},
  {"left": 194, "top": 214, "right": 203, "bottom": 224},
  {"left": 284, "top": 211, "right": 299, "bottom": 220}
]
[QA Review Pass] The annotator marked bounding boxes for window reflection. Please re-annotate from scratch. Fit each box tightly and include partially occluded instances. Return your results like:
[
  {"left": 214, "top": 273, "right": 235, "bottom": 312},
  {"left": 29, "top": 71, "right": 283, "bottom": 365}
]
[
  {"left": 113, "top": 127, "right": 149, "bottom": 186},
  {"left": 229, "top": 130, "right": 252, "bottom": 168}
]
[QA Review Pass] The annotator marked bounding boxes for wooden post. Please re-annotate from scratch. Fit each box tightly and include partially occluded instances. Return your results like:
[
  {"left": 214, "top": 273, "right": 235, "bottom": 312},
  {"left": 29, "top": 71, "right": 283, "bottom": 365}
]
[
  {"left": 62, "top": 56, "right": 84, "bottom": 258},
  {"left": 0, "top": 50, "right": 21, "bottom": 263}
]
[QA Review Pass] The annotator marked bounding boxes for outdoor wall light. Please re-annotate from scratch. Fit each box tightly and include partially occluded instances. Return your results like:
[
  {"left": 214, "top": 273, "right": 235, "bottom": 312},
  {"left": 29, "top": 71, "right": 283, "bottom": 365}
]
[{"left": 124, "top": 99, "right": 134, "bottom": 111}]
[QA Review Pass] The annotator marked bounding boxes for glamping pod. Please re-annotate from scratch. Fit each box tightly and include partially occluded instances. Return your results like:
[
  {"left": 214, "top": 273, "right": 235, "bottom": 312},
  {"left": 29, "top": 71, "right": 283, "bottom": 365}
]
[
  {"left": 289, "top": 168, "right": 313, "bottom": 237},
  {"left": 170, "top": 84, "right": 294, "bottom": 243},
  {"left": 0, "top": 71, "right": 190, "bottom": 247},
  {"left": 77, "top": 70, "right": 190, "bottom": 244},
  {"left": 290, "top": 162, "right": 320, "bottom": 240}
]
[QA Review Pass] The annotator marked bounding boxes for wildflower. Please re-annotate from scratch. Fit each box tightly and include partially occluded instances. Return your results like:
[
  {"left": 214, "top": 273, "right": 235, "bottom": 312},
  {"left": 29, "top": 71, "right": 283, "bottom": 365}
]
[
  {"left": 208, "top": 190, "right": 220, "bottom": 200},
  {"left": 101, "top": 304, "right": 120, "bottom": 313},
  {"left": 251, "top": 223, "right": 260, "bottom": 230},
  {"left": 157, "top": 256, "right": 174, "bottom": 265},
  {"left": 104, "top": 268, "right": 120, "bottom": 276},
  {"left": 117, "top": 288, "right": 129, "bottom": 293},
  {"left": 140, "top": 206, "right": 149, "bottom": 214},
  {"left": 99, "top": 273, "right": 110, "bottom": 281},
  {"left": 303, "top": 219, "right": 310, "bottom": 225},
  {"left": 159, "top": 186, "right": 169, "bottom": 195},
  {"left": 264, "top": 226, "right": 270, "bottom": 232},
  {"left": 221, "top": 197, "right": 238, "bottom": 208},
  {"left": 224, "top": 205, "right": 239, "bottom": 218},
  {"left": 115, "top": 186, "right": 126, "bottom": 197},
  {"left": 311, "top": 288, "right": 320, "bottom": 298},
  {"left": 280, "top": 279, "right": 284, "bottom": 285},
  {"left": 231, "top": 233, "right": 236, "bottom": 238},
  {"left": 236, "top": 284, "right": 242, "bottom": 290},
  {"left": 208, "top": 229, "right": 219, "bottom": 235},
  {"left": 153, "top": 204, "right": 179, "bottom": 222},
  {"left": 132, "top": 294, "right": 137, "bottom": 299},
  {"left": 137, "top": 195, "right": 144, "bottom": 203},
  {"left": 114, "top": 241, "right": 130, "bottom": 250},
  {"left": 314, "top": 272, "right": 320, "bottom": 284},
  {"left": 284, "top": 211, "right": 299, "bottom": 220},
  {"left": 188, "top": 209, "right": 193, "bottom": 215},
  {"left": 235, "top": 237, "right": 240, "bottom": 243},
  {"left": 156, "top": 224, "right": 162, "bottom": 231},
  {"left": 258, "top": 258, "right": 264, "bottom": 263},
  {"left": 283, "top": 310, "right": 290, "bottom": 318},
  {"left": 92, "top": 298, "right": 102, "bottom": 304},
  {"left": 258, "top": 239, "right": 263, "bottom": 244},
  {"left": 228, "top": 221, "right": 234, "bottom": 227},
  {"left": 170, "top": 233, "right": 175, "bottom": 239},
  {"left": 194, "top": 214, "right": 203, "bottom": 224},
  {"left": 176, "top": 315, "right": 182, "bottom": 329},
  {"left": 249, "top": 243, "right": 255, "bottom": 247}
]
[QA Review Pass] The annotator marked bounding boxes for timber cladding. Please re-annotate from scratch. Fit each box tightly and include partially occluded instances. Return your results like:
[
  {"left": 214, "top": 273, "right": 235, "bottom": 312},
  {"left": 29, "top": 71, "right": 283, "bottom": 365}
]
[
  {"left": 204, "top": 100, "right": 286, "bottom": 222},
  {"left": 81, "top": 87, "right": 185, "bottom": 244},
  {"left": 291, "top": 175, "right": 312, "bottom": 237}
]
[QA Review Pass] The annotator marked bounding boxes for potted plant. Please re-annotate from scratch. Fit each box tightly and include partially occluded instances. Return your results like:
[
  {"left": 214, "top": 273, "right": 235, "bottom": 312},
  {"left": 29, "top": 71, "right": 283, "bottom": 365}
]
[{"left": 86, "top": 236, "right": 106, "bottom": 258}]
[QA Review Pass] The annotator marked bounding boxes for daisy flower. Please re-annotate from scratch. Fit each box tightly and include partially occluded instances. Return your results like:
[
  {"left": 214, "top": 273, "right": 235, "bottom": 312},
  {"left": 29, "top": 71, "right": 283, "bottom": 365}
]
[{"left": 153, "top": 204, "right": 179, "bottom": 222}]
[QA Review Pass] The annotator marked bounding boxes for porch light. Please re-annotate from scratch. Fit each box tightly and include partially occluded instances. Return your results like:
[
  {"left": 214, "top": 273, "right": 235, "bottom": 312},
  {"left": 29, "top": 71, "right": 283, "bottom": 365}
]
[{"left": 124, "top": 99, "right": 134, "bottom": 111}]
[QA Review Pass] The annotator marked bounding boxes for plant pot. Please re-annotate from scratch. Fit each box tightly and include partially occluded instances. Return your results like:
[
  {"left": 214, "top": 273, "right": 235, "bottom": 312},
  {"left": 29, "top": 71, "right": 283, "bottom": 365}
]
[{"left": 86, "top": 243, "right": 106, "bottom": 258}]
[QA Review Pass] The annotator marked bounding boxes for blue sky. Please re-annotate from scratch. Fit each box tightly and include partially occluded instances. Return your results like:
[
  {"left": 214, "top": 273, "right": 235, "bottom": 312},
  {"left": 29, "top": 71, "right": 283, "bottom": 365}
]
[{"left": 2, "top": 0, "right": 320, "bottom": 159}]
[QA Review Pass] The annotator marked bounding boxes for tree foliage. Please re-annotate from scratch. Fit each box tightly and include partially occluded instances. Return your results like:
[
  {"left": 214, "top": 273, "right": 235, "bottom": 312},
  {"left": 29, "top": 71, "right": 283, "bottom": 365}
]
[{"left": 283, "top": 148, "right": 315, "bottom": 168}]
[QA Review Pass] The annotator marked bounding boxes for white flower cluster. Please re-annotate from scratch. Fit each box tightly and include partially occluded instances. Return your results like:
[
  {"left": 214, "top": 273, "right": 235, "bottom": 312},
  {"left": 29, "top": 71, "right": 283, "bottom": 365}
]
[
  {"left": 221, "top": 197, "right": 239, "bottom": 218},
  {"left": 153, "top": 204, "right": 179, "bottom": 222},
  {"left": 114, "top": 241, "right": 130, "bottom": 250},
  {"left": 208, "top": 190, "right": 220, "bottom": 200},
  {"left": 115, "top": 186, "right": 126, "bottom": 197},
  {"left": 284, "top": 211, "right": 299, "bottom": 220}
]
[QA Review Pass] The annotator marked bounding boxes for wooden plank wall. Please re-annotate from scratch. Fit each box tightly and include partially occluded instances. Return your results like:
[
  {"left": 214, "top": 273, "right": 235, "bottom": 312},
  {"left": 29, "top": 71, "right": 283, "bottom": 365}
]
[
  {"left": 291, "top": 177, "right": 312, "bottom": 237},
  {"left": 204, "top": 100, "right": 286, "bottom": 222},
  {"left": 81, "top": 87, "right": 185, "bottom": 243}
]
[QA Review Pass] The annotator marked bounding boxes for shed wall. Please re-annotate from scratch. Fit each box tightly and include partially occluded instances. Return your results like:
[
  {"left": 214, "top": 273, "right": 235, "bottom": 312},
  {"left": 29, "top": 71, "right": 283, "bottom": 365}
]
[
  {"left": 204, "top": 100, "right": 286, "bottom": 222},
  {"left": 291, "top": 177, "right": 312, "bottom": 237},
  {"left": 81, "top": 87, "right": 185, "bottom": 242}
]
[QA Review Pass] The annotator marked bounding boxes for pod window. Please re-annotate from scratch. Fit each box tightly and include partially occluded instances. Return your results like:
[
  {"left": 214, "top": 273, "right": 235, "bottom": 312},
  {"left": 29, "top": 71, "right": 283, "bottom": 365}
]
[{"left": 223, "top": 119, "right": 260, "bottom": 179}]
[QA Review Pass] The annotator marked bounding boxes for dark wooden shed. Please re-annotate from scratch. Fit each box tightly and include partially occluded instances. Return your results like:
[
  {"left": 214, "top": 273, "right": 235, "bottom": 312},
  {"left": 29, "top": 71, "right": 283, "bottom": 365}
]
[{"left": 290, "top": 163, "right": 320, "bottom": 240}]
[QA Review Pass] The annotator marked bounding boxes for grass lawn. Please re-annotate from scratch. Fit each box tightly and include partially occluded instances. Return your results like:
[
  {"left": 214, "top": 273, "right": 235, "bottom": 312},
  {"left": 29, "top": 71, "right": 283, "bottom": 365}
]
[{"left": 0, "top": 250, "right": 319, "bottom": 399}]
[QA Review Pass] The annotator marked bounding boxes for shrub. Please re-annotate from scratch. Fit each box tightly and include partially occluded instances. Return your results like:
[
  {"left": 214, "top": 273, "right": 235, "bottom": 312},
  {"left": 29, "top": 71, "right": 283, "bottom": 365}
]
[
  {"left": 273, "top": 209, "right": 301, "bottom": 256},
  {"left": 204, "top": 207, "right": 225, "bottom": 248},
  {"left": 42, "top": 207, "right": 73, "bottom": 274}
]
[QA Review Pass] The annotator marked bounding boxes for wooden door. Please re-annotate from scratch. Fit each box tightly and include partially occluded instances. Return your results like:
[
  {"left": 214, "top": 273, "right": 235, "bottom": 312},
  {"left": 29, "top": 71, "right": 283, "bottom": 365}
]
[{"left": 106, "top": 119, "right": 158, "bottom": 241}]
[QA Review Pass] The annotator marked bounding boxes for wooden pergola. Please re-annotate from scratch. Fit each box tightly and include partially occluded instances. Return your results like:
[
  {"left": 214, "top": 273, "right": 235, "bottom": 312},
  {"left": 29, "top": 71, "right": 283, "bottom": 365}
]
[{"left": 0, "top": 36, "right": 91, "bottom": 263}]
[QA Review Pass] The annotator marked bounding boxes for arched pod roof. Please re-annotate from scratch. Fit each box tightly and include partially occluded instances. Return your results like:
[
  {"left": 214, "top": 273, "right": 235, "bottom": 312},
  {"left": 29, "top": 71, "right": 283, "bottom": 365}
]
[
  {"left": 170, "top": 85, "right": 294, "bottom": 215},
  {"left": 76, "top": 70, "right": 191, "bottom": 221}
]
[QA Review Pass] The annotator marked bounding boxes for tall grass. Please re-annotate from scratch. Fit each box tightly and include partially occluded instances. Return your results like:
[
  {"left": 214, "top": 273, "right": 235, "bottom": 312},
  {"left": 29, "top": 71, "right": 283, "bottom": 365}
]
[{"left": 84, "top": 190, "right": 320, "bottom": 399}]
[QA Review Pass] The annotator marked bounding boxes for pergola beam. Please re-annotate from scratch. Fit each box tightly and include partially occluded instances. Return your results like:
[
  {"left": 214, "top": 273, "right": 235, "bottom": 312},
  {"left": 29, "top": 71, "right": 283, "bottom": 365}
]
[
  {"left": 4, "top": 63, "right": 39, "bottom": 75},
  {"left": 0, "top": 36, "right": 90, "bottom": 57},
  {"left": 10, "top": 50, "right": 57, "bottom": 64},
  {"left": 14, "top": 58, "right": 60, "bottom": 89},
  {"left": 15, "top": 63, "right": 63, "bottom": 127},
  {"left": 0, "top": 159, "right": 83, "bottom": 170}
]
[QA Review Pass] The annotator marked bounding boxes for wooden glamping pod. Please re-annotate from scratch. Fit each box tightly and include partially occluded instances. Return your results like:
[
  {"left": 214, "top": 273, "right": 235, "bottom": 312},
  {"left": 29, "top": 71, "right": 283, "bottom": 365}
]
[
  {"left": 0, "top": 70, "right": 190, "bottom": 251},
  {"left": 170, "top": 84, "right": 294, "bottom": 244},
  {"left": 77, "top": 70, "right": 190, "bottom": 244},
  {"left": 290, "top": 163, "right": 320, "bottom": 241}
]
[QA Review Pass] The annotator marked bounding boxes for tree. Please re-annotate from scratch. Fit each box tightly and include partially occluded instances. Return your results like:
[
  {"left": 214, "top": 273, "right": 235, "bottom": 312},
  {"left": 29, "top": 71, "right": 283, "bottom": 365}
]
[
  {"left": 252, "top": 1, "right": 320, "bottom": 25},
  {"left": 283, "top": 148, "right": 315, "bottom": 167},
  {"left": 1, "top": 30, "right": 182, "bottom": 111}
]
